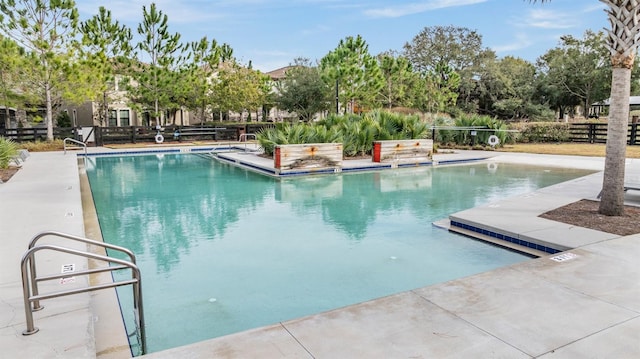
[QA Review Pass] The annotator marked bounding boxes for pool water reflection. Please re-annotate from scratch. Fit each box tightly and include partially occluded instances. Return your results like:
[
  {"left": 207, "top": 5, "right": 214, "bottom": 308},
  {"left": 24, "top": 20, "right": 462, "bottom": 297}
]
[{"left": 85, "top": 154, "right": 593, "bottom": 354}]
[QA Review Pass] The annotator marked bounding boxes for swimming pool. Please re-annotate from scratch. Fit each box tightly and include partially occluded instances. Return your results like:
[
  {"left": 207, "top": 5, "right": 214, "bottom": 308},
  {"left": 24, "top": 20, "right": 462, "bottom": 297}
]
[{"left": 85, "top": 154, "right": 593, "bottom": 354}]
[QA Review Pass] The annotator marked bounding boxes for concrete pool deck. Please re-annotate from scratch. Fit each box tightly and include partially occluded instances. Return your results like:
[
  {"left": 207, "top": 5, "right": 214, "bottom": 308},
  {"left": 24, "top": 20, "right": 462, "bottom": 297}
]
[{"left": 0, "top": 146, "right": 638, "bottom": 358}]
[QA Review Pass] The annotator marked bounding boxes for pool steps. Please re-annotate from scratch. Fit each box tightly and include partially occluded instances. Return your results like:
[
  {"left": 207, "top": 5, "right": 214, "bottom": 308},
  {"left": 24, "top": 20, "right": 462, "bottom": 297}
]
[{"left": 434, "top": 219, "right": 552, "bottom": 257}]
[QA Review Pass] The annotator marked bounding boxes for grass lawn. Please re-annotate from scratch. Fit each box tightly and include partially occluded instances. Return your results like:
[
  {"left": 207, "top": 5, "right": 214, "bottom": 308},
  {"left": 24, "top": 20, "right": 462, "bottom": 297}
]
[{"left": 497, "top": 143, "right": 640, "bottom": 158}]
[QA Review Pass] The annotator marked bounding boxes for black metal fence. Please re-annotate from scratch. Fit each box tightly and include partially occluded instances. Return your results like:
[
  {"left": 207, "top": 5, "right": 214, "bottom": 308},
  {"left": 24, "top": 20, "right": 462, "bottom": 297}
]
[
  {"left": 0, "top": 124, "right": 274, "bottom": 146},
  {"left": 1, "top": 123, "right": 639, "bottom": 146}
]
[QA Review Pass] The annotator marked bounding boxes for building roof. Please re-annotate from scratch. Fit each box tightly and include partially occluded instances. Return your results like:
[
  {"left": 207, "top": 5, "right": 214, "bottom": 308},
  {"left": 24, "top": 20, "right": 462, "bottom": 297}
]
[
  {"left": 264, "top": 66, "right": 296, "bottom": 80},
  {"left": 593, "top": 96, "right": 640, "bottom": 106}
]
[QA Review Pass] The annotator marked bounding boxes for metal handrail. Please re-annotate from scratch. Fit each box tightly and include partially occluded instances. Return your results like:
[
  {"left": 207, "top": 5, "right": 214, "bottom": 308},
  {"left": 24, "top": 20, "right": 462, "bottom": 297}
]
[
  {"left": 429, "top": 126, "right": 519, "bottom": 132},
  {"left": 27, "top": 231, "right": 136, "bottom": 310},
  {"left": 63, "top": 137, "right": 87, "bottom": 157},
  {"left": 239, "top": 133, "right": 257, "bottom": 152},
  {"left": 21, "top": 233, "right": 146, "bottom": 355},
  {"left": 238, "top": 133, "right": 256, "bottom": 142},
  {"left": 28, "top": 231, "right": 136, "bottom": 262}
]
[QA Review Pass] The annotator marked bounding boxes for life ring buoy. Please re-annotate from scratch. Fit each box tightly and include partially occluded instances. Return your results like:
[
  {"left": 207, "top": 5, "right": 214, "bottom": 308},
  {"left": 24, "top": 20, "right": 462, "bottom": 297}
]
[
  {"left": 487, "top": 135, "right": 500, "bottom": 146},
  {"left": 155, "top": 133, "right": 164, "bottom": 144}
]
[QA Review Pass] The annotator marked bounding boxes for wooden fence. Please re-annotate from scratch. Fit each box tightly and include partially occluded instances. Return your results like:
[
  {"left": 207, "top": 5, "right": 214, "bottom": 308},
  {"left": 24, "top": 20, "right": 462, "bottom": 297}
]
[
  {"left": 1, "top": 123, "right": 638, "bottom": 146},
  {"left": 569, "top": 123, "right": 639, "bottom": 145},
  {"left": 0, "top": 124, "right": 273, "bottom": 146}
]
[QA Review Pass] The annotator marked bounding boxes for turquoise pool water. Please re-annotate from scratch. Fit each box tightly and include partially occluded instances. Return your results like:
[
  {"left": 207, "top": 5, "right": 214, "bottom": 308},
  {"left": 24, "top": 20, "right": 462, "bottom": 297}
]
[{"left": 85, "top": 154, "right": 593, "bottom": 354}]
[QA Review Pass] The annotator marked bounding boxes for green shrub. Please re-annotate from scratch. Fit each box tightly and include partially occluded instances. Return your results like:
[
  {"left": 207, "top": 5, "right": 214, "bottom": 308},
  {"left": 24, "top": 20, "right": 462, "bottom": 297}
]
[
  {"left": 340, "top": 118, "right": 376, "bottom": 157},
  {"left": 18, "top": 139, "right": 64, "bottom": 152},
  {"left": 257, "top": 123, "right": 333, "bottom": 156},
  {"left": 0, "top": 137, "right": 19, "bottom": 169},
  {"left": 257, "top": 110, "right": 431, "bottom": 157},
  {"left": 511, "top": 122, "right": 571, "bottom": 142},
  {"left": 56, "top": 112, "right": 72, "bottom": 127},
  {"left": 256, "top": 127, "right": 280, "bottom": 156},
  {"left": 525, "top": 104, "right": 556, "bottom": 122}
]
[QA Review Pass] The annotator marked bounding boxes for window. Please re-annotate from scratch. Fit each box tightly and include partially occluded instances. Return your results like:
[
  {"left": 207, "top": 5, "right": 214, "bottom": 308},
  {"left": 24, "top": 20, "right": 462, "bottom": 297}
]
[
  {"left": 142, "top": 112, "right": 151, "bottom": 127},
  {"left": 119, "top": 110, "right": 130, "bottom": 127},
  {"left": 108, "top": 110, "right": 117, "bottom": 127}
]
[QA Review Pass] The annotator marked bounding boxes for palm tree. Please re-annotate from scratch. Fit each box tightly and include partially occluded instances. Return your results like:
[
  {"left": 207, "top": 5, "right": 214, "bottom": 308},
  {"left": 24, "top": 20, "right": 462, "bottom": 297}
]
[
  {"left": 531, "top": 1, "right": 639, "bottom": 216},
  {"left": 598, "top": 1, "right": 639, "bottom": 215}
]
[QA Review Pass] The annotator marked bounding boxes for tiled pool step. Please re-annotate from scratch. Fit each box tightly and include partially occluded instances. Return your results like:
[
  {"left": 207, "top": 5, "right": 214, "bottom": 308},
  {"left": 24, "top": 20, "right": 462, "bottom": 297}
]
[
  {"left": 449, "top": 220, "right": 564, "bottom": 255},
  {"left": 434, "top": 219, "right": 558, "bottom": 257}
]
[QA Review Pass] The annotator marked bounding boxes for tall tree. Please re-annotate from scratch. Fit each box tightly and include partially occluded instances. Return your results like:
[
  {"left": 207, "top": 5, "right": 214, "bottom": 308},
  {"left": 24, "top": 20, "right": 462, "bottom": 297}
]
[
  {"left": 530, "top": 0, "right": 640, "bottom": 216},
  {"left": 410, "top": 63, "right": 461, "bottom": 113},
  {"left": 535, "top": 47, "right": 582, "bottom": 119},
  {"left": 377, "top": 52, "right": 415, "bottom": 109},
  {"left": 275, "top": 58, "right": 331, "bottom": 122},
  {"left": 491, "top": 57, "right": 539, "bottom": 119},
  {"left": 473, "top": 56, "right": 542, "bottom": 119},
  {"left": 599, "top": 0, "right": 640, "bottom": 215},
  {"left": 181, "top": 36, "right": 224, "bottom": 123},
  {"left": 320, "top": 35, "right": 384, "bottom": 113},
  {"left": 0, "top": 0, "right": 80, "bottom": 140},
  {"left": 219, "top": 43, "right": 234, "bottom": 63},
  {"left": 537, "top": 31, "right": 611, "bottom": 118},
  {"left": 0, "top": 35, "right": 30, "bottom": 128},
  {"left": 128, "top": 2, "right": 184, "bottom": 126},
  {"left": 429, "top": 63, "right": 461, "bottom": 113},
  {"left": 211, "top": 62, "right": 269, "bottom": 121},
  {"left": 80, "top": 6, "right": 133, "bottom": 126},
  {"left": 457, "top": 49, "right": 497, "bottom": 113},
  {"left": 403, "top": 25, "right": 493, "bottom": 112},
  {"left": 403, "top": 25, "right": 483, "bottom": 73}
]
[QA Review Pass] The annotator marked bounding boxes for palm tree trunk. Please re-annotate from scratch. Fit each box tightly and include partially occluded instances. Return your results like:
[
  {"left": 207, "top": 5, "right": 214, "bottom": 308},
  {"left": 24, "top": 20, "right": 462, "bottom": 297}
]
[
  {"left": 46, "top": 84, "right": 54, "bottom": 141},
  {"left": 598, "top": 66, "right": 629, "bottom": 215}
]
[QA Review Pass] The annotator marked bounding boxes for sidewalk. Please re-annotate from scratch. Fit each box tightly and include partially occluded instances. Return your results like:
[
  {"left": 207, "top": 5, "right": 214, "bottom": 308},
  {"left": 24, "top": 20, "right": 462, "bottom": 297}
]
[{"left": 0, "top": 151, "right": 92, "bottom": 358}]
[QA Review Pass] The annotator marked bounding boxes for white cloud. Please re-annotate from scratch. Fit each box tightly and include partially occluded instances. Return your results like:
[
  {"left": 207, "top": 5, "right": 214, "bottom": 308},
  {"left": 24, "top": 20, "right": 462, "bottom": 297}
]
[
  {"left": 492, "top": 33, "right": 533, "bottom": 54},
  {"left": 582, "top": 3, "right": 606, "bottom": 13},
  {"left": 363, "top": 0, "right": 487, "bottom": 19},
  {"left": 519, "top": 9, "right": 577, "bottom": 30},
  {"left": 301, "top": 24, "right": 332, "bottom": 36}
]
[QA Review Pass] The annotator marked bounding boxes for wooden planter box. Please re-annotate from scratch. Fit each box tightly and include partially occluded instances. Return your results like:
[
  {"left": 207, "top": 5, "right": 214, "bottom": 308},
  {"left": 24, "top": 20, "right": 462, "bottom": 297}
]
[
  {"left": 372, "top": 139, "right": 433, "bottom": 164},
  {"left": 274, "top": 143, "right": 343, "bottom": 174}
]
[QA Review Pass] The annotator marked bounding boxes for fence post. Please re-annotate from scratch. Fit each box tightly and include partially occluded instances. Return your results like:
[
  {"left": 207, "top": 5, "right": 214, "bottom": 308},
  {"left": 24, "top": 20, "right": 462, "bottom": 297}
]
[
  {"left": 95, "top": 126, "right": 103, "bottom": 146},
  {"left": 588, "top": 124, "right": 595, "bottom": 143},
  {"left": 630, "top": 123, "right": 637, "bottom": 145},
  {"left": 132, "top": 126, "right": 137, "bottom": 144}
]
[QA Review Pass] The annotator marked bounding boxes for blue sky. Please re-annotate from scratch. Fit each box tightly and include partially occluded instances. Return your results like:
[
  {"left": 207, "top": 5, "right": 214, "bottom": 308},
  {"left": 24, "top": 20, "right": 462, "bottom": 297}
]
[{"left": 78, "top": 0, "right": 609, "bottom": 72}]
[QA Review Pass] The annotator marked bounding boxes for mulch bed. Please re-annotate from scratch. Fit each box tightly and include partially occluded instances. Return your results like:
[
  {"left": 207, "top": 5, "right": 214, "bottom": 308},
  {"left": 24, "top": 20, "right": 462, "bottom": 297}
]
[
  {"left": 0, "top": 167, "right": 20, "bottom": 183},
  {"left": 540, "top": 199, "right": 640, "bottom": 236}
]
